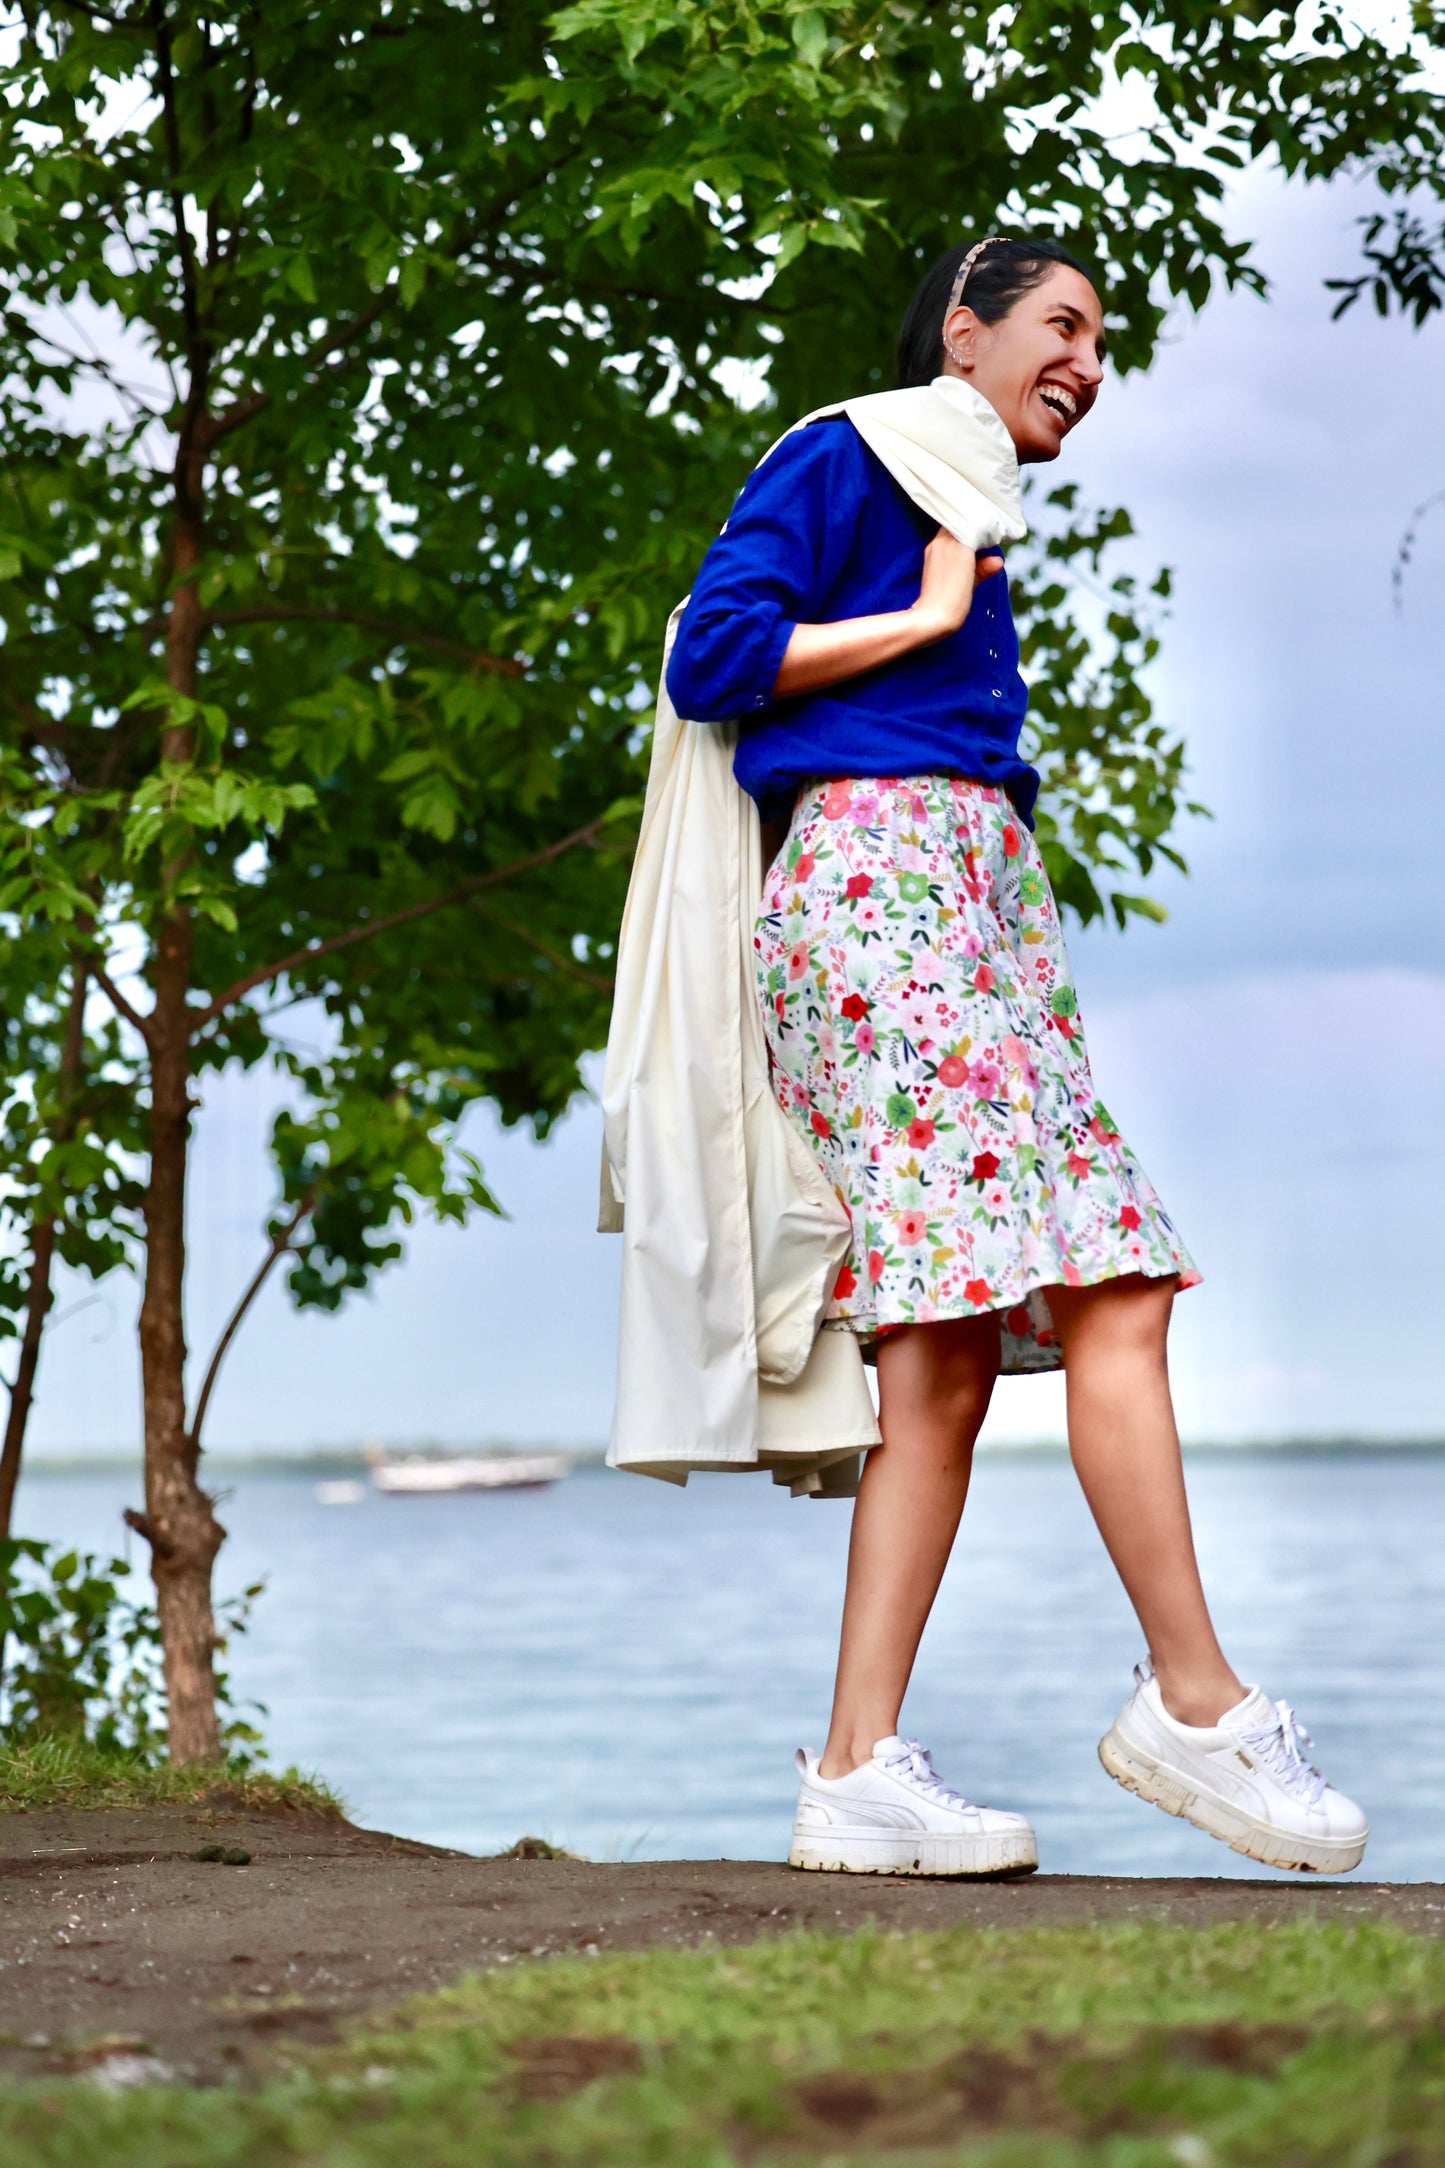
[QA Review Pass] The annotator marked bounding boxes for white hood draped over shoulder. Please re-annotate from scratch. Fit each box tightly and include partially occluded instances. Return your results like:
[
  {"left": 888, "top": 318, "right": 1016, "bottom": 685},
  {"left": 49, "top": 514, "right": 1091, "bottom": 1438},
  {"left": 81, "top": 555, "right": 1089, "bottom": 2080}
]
[{"left": 599, "top": 377, "right": 1026, "bottom": 1495}]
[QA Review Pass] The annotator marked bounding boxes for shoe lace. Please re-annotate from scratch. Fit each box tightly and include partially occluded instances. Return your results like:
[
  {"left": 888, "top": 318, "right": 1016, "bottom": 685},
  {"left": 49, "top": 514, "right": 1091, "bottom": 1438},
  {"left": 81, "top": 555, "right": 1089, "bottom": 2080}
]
[
  {"left": 879, "top": 1737, "right": 974, "bottom": 1810},
  {"left": 1237, "top": 1699, "right": 1327, "bottom": 1806}
]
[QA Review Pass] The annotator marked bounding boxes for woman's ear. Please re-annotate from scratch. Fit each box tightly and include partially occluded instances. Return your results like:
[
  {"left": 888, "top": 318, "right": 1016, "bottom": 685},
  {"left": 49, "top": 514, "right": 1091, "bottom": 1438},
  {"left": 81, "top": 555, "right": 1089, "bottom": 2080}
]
[{"left": 941, "top": 304, "right": 978, "bottom": 373}]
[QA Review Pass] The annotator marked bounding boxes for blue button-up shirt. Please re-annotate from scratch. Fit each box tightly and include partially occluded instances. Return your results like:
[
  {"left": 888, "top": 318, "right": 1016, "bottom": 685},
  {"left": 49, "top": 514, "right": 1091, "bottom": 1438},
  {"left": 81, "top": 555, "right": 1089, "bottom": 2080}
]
[{"left": 666, "top": 415, "right": 1038, "bottom": 826}]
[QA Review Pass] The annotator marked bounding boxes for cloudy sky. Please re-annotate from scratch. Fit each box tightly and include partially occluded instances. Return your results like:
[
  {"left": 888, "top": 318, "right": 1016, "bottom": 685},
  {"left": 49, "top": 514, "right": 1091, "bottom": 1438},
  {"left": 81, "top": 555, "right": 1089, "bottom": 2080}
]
[{"left": 34, "top": 165, "right": 1445, "bottom": 1457}]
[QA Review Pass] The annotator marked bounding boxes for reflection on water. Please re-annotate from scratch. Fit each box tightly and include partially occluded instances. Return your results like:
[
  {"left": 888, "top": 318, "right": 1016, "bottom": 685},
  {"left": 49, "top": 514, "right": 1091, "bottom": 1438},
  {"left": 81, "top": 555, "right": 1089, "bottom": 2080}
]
[{"left": 19, "top": 1450, "right": 1444, "bottom": 1880}]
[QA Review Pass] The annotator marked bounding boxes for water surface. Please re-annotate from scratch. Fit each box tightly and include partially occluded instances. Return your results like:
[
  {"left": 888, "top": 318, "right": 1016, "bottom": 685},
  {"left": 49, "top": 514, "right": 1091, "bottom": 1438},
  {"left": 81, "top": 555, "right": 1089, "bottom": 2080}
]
[{"left": 20, "top": 1449, "right": 1443, "bottom": 1879}]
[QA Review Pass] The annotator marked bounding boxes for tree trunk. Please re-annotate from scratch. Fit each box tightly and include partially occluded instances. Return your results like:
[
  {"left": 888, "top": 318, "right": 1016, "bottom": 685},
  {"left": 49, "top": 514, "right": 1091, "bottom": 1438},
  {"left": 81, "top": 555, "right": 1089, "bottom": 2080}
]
[
  {"left": 0, "top": 960, "right": 90, "bottom": 1539},
  {"left": 137, "top": 444, "right": 225, "bottom": 1765},
  {"left": 139, "top": 915, "right": 224, "bottom": 1764}
]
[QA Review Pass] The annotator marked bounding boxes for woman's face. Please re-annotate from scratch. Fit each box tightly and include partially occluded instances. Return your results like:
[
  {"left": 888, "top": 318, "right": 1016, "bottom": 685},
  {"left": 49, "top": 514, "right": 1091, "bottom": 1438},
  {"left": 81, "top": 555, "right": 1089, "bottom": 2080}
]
[{"left": 941, "top": 265, "right": 1105, "bottom": 465}]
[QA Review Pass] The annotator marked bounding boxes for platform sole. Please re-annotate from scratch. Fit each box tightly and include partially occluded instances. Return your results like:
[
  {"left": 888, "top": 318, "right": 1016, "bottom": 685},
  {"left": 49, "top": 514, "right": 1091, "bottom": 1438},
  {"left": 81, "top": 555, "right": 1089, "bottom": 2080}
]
[
  {"left": 1098, "top": 1726, "right": 1367, "bottom": 1875},
  {"left": 787, "top": 1826, "right": 1038, "bottom": 1878}
]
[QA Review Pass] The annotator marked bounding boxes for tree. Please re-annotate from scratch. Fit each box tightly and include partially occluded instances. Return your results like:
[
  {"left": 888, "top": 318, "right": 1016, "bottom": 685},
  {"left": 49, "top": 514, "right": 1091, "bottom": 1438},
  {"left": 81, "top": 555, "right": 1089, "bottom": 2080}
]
[
  {"left": 0, "top": 1, "right": 639, "bottom": 1758},
  {"left": 1, "top": 0, "right": 1440, "bottom": 1759}
]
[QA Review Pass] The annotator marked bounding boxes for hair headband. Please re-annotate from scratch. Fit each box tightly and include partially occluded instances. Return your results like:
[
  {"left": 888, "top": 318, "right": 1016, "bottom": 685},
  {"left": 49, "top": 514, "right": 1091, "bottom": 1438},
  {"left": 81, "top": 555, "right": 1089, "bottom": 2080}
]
[{"left": 944, "top": 234, "right": 1010, "bottom": 322}]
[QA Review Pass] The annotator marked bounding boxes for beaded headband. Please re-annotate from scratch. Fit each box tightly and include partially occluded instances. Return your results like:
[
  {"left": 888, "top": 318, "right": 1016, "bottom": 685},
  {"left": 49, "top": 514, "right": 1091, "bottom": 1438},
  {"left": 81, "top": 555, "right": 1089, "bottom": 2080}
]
[{"left": 944, "top": 234, "right": 1010, "bottom": 324}]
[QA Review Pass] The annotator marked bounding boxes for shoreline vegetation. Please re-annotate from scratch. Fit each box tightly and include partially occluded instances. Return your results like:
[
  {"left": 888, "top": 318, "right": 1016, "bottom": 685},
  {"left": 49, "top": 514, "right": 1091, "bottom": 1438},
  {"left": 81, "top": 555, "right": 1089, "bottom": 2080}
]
[
  {"left": 16, "top": 1436, "right": 1445, "bottom": 1477},
  {"left": 0, "top": 1737, "right": 342, "bottom": 1816}
]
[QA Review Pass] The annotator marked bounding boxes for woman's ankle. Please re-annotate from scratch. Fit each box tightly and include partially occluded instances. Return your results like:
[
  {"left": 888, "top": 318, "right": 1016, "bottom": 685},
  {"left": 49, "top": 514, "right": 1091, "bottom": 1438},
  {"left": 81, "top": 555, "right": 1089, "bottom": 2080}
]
[
  {"left": 1152, "top": 1658, "right": 1246, "bottom": 1729},
  {"left": 819, "top": 1729, "right": 888, "bottom": 1779}
]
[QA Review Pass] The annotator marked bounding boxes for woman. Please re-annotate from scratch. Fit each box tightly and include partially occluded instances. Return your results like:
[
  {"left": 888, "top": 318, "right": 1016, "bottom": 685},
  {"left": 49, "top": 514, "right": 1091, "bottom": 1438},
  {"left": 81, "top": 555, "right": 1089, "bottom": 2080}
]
[{"left": 665, "top": 235, "right": 1367, "bottom": 1878}]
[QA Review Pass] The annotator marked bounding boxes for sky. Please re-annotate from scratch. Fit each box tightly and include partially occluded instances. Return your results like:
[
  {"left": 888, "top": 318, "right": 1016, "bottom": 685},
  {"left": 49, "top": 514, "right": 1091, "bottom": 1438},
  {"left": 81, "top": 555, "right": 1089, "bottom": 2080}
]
[{"left": 32, "top": 164, "right": 1445, "bottom": 1457}]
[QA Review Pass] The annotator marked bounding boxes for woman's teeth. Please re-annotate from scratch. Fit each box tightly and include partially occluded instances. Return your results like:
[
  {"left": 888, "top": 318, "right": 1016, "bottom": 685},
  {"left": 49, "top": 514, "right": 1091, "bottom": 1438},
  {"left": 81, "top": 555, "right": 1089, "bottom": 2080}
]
[{"left": 1038, "top": 384, "right": 1077, "bottom": 420}]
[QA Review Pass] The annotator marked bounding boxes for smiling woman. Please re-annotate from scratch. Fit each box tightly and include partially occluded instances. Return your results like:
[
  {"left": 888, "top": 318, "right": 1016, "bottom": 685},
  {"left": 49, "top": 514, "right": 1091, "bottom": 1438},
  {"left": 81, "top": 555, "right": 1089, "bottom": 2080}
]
[
  {"left": 896, "top": 234, "right": 1106, "bottom": 453},
  {"left": 609, "top": 233, "right": 1367, "bottom": 1891}
]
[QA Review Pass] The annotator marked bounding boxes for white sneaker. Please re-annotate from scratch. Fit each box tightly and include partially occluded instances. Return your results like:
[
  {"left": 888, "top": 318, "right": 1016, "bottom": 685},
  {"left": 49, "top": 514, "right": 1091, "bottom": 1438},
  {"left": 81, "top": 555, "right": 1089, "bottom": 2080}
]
[
  {"left": 788, "top": 1735, "right": 1038, "bottom": 1878},
  {"left": 1099, "top": 1658, "right": 1368, "bottom": 1874}
]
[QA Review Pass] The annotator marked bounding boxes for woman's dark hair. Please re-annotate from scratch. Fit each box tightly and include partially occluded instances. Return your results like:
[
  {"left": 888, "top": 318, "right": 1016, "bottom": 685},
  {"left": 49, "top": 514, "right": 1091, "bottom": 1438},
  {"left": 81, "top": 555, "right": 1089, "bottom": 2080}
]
[{"left": 895, "top": 236, "right": 1096, "bottom": 389}]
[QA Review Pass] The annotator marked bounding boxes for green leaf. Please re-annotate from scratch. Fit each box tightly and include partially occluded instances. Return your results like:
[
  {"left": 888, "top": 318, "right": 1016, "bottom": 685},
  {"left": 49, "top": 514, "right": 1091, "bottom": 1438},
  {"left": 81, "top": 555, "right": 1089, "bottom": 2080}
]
[
  {"left": 791, "top": 9, "right": 827, "bottom": 68},
  {"left": 193, "top": 892, "right": 240, "bottom": 933},
  {"left": 398, "top": 252, "right": 426, "bottom": 309},
  {"left": 285, "top": 253, "right": 317, "bottom": 304}
]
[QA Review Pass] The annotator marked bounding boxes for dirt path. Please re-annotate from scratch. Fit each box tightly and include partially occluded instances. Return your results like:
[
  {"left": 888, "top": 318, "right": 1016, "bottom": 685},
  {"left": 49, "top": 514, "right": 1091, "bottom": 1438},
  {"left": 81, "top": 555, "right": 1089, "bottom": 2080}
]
[{"left": 2, "top": 1798, "right": 1440, "bottom": 2085}]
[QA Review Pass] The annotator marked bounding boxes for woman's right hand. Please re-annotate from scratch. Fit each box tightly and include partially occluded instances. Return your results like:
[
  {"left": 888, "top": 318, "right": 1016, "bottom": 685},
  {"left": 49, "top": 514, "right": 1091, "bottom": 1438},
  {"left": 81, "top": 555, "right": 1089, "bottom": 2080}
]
[{"left": 910, "top": 527, "right": 1003, "bottom": 641}]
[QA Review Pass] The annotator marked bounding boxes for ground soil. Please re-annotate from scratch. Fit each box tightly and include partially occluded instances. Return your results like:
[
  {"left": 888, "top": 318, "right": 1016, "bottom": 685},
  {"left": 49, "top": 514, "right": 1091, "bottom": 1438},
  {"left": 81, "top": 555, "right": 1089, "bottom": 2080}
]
[{"left": 1, "top": 1797, "right": 1440, "bottom": 2085}]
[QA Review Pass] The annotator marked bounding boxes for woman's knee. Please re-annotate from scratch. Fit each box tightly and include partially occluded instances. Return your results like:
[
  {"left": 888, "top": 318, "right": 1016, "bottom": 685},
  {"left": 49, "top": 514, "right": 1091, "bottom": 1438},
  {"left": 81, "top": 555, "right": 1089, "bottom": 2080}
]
[
  {"left": 876, "top": 1315, "right": 999, "bottom": 1434},
  {"left": 1050, "top": 1274, "right": 1174, "bottom": 1365}
]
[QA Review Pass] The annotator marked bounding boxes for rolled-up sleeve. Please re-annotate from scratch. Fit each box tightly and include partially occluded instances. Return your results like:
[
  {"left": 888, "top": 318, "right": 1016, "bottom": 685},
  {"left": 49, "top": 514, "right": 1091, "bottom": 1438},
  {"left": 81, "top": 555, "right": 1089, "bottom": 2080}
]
[{"left": 666, "top": 420, "right": 864, "bottom": 722}]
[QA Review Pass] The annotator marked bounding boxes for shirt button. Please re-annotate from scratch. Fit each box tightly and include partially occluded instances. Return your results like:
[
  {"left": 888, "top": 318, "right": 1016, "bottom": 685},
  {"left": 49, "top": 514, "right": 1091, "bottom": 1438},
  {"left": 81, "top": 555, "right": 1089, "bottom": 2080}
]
[
  {"left": 988, "top": 646, "right": 999, "bottom": 660},
  {"left": 991, "top": 687, "right": 1002, "bottom": 698},
  {"left": 754, "top": 694, "right": 767, "bottom": 708}
]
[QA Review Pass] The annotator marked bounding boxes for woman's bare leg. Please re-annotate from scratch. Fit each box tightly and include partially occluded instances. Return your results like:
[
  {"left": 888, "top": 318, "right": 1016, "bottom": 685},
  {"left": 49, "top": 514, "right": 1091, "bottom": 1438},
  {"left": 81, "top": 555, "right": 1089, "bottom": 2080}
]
[
  {"left": 1045, "top": 1273, "right": 1243, "bottom": 1726},
  {"left": 819, "top": 1314, "right": 1000, "bottom": 1777}
]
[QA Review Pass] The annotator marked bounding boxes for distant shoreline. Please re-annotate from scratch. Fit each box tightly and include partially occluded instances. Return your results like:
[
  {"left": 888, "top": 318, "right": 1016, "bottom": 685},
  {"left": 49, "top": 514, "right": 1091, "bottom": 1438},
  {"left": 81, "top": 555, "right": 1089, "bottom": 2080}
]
[{"left": 18, "top": 1436, "right": 1445, "bottom": 1475}]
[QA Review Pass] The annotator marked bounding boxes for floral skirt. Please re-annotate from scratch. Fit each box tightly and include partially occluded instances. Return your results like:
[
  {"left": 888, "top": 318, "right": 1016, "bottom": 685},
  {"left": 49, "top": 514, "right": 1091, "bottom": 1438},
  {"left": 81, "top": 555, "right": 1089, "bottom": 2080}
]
[{"left": 754, "top": 775, "right": 1199, "bottom": 1372}]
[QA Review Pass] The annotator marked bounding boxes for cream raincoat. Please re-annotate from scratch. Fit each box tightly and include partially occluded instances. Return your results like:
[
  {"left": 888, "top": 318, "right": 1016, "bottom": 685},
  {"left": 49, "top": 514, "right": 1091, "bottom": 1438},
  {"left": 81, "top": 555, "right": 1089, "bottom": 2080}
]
[{"left": 600, "top": 378, "right": 1027, "bottom": 1494}]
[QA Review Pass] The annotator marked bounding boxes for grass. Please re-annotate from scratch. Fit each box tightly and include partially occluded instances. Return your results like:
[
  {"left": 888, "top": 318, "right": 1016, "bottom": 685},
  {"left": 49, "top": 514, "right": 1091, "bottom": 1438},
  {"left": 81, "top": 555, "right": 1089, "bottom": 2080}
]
[
  {"left": 0, "top": 1734, "right": 343, "bottom": 1816},
  {"left": 2, "top": 1916, "right": 1443, "bottom": 2165}
]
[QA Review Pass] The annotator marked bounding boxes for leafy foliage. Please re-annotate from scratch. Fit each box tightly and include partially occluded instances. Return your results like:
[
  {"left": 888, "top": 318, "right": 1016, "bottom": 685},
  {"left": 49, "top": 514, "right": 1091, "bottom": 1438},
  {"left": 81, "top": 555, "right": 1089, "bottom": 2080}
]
[
  {"left": 2, "top": 0, "right": 1441, "bottom": 1013},
  {"left": 0, "top": 1538, "right": 263, "bottom": 1758},
  {"left": 1328, "top": 201, "right": 1445, "bottom": 327},
  {"left": 1013, "top": 486, "right": 1204, "bottom": 928},
  {"left": 0, "top": 934, "right": 144, "bottom": 1348}
]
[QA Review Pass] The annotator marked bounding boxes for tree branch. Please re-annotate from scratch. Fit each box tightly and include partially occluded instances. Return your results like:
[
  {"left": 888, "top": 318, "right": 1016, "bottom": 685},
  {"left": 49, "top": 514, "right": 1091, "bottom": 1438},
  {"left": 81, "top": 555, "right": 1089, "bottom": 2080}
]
[
  {"left": 191, "top": 816, "right": 610, "bottom": 1031},
  {"left": 196, "top": 138, "right": 588, "bottom": 453},
  {"left": 569, "top": 273, "right": 808, "bottom": 319},
  {"left": 185, "top": 1187, "right": 315, "bottom": 1459},
  {"left": 89, "top": 958, "right": 155, "bottom": 1044},
  {"left": 32, "top": 317, "right": 167, "bottom": 422},
  {"left": 469, "top": 902, "right": 616, "bottom": 993},
  {"left": 148, "top": 0, "right": 202, "bottom": 355},
  {"left": 194, "top": 133, "right": 595, "bottom": 454},
  {"left": 205, "top": 294, "right": 390, "bottom": 445},
  {"left": 0, "top": 959, "right": 91, "bottom": 1538},
  {"left": 204, "top": 603, "right": 525, "bottom": 676},
  {"left": 122, "top": 1506, "right": 176, "bottom": 1558},
  {"left": 53, "top": 0, "right": 128, "bottom": 25}
]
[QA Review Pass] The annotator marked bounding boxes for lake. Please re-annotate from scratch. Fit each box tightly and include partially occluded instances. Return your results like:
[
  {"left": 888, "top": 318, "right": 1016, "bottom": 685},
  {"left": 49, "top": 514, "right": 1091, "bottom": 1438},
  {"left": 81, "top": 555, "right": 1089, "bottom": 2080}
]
[{"left": 17, "top": 1448, "right": 1444, "bottom": 1880}]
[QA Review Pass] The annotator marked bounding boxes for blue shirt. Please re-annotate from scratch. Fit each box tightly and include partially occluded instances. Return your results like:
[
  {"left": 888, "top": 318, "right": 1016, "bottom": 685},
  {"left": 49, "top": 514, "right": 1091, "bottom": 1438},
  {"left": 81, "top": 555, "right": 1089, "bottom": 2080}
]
[{"left": 666, "top": 416, "right": 1038, "bottom": 827}]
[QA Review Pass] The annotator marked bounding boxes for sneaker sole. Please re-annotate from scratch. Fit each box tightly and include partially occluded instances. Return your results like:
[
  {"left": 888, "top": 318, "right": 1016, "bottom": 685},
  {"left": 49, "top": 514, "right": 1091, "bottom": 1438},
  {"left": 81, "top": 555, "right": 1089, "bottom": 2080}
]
[
  {"left": 1097, "top": 1726, "right": 1367, "bottom": 1875},
  {"left": 787, "top": 1827, "right": 1038, "bottom": 1878}
]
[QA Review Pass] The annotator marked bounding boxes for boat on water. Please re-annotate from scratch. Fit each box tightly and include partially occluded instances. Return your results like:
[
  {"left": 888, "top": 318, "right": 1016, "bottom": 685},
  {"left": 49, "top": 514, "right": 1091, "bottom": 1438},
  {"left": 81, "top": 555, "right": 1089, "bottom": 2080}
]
[{"left": 365, "top": 1449, "right": 571, "bottom": 1496}]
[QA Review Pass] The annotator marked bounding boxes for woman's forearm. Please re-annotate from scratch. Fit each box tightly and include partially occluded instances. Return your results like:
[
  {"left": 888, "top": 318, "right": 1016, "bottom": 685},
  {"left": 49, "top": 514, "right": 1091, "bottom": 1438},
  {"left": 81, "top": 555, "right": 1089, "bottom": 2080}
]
[
  {"left": 771, "top": 531, "right": 998, "bottom": 701},
  {"left": 772, "top": 606, "right": 948, "bottom": 700}
]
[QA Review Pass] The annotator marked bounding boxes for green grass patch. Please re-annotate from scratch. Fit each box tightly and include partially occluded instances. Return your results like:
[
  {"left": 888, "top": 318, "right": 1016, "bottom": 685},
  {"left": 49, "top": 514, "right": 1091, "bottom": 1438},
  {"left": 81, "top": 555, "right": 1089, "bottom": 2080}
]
[
  {"left": 0, "top": 1734, "right": 342, "bottom": 1816},
  {"left": 2, "top": 1916, "right": 1442, "bottom": 2164}
]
